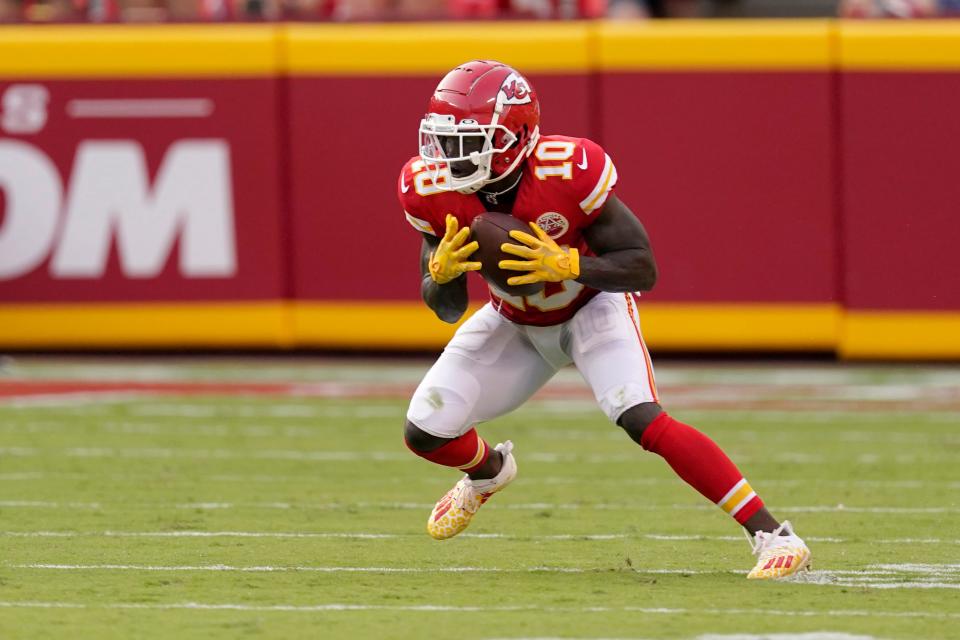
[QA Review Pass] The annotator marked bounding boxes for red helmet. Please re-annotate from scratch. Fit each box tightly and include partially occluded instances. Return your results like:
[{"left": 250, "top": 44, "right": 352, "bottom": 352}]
[{"left": 419, "top": 60, "right": 541, "bottom": 194}]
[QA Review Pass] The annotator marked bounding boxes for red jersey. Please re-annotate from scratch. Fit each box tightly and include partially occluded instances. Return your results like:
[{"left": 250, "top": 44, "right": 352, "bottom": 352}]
[{"left": 399, "top": 135, "right": 618, "bottom": 326}]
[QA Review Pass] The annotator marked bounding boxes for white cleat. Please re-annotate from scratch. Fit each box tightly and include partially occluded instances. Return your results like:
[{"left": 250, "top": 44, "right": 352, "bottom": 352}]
[
  {"left": 746, "top": 520, "right": 812, "bottom": 579},
  {"left": 427, "top": 441, "right": 518, "bottom": 540}
]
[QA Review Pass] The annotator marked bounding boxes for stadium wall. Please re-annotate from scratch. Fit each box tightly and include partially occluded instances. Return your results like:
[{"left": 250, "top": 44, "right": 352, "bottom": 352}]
[{"left": 0, "top": 21, "right": 957, "bottom": 358}]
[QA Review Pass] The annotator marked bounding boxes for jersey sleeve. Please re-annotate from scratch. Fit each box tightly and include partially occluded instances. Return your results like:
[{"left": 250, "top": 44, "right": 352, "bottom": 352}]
[
  {"left": 397, "top": 157, "right": 441, "bottom": 237},
  {"left": 572, "top": 138, "right": 618, "bottom": 215}
]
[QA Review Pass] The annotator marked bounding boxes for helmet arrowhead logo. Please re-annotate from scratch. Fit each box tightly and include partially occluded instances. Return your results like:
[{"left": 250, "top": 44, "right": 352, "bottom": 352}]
[
  {"left": 499, "top": 72, "right": 532, "bottom": 106},
  {"left": 503, "top": 80, "right": 527, "bottom": 100}
]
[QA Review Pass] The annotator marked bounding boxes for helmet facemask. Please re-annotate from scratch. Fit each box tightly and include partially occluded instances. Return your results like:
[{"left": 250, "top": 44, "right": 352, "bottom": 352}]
[{"left": 419, "top": 113, "right": 519, "bottom": 194}]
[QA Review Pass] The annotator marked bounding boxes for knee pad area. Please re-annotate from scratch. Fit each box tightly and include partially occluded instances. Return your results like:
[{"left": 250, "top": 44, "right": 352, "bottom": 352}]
[
  {"left": 406, "top": 385, "right": 474, "bottom": 440},
  {"left": 601, "top": 383, "right": 658, "bottom": 424}
]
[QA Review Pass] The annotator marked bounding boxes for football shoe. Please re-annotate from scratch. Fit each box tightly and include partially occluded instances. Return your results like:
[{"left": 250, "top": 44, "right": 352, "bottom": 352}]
[
  {"left": 745, "top": 520, "right": 812, "bottom": 579},
  {"left": 427, "top": 441, "right": 517, "bottom": 540}
]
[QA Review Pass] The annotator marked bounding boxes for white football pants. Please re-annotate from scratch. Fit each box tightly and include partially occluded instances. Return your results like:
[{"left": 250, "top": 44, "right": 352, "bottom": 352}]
[{"left": 407, "top": 291, "right": 659, "bottom": 439}]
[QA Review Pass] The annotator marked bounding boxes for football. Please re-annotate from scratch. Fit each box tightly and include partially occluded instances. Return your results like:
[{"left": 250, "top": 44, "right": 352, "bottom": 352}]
[{"left": 470, "top": 212, "right": 545, "bottom": 298}]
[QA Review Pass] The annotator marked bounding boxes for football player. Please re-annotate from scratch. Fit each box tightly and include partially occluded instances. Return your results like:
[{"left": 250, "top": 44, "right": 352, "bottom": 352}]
[{"left": 398, "top": 60, "right": 811, "bottom": 579}]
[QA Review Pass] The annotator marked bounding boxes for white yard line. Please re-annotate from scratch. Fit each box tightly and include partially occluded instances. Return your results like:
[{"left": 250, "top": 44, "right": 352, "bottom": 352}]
[
  {"left": 528, "top": 427, "right": 960, "bottom": 444},
  {"left": 62, "top": 448, "right": 413, "bottom": 462},
  {"left": 3, "top": 471, "right": 957, "bottom": 491},
  {"left": 128, "top": 405, "right": 402, "bottom": 419},
  {"left": 2, "top": 446, "right": 958, "bottom": 466},
  {"left": 9, "top": 564, "right": 960, "bottom": 591},
  {"left": 0, "top": 501, "right": 956, "bottom": 514},
  {"left": 4, "top": 386, "right": 959, "bottom": 418},
  {"left": 0, "top": 501, "right": 103, "bottom": 509},
  {"left": 10, "top": 564, "right": 960, "bottom": 577},
  {"left": 832, "top": 582, "right": 960, "bottom": 590},
  {"left": 0, "top": 599, "right": 956, "bottom": 618},
  {"left": 9, "top": 420, "right": 960, "bottom": 448},
  {"left": 9, "top": 564, "right": 706, "bottom": 575},
  {"left": 4, "top": 396, "right": 959, "bottom": 421},
  {"left": 5, "top": 531, "right": 957, "bottom": 545},
  {"left": 0, "top": 447, "right": 38, "bottom": 456},
  {"left": 489, "top": 636, "right": 880, "bottom": 640},
  {"left": 11, "top": 564, "right": 546, "bottom": 573},
  {"left": 0, "top": 392, "right": 149, "bottom": 408},
  {"left": 0, "top": 472, "right": 52, "bottom": 480},
  {"left": 870, "top": 563, "right": 960, "bottom": 572}
]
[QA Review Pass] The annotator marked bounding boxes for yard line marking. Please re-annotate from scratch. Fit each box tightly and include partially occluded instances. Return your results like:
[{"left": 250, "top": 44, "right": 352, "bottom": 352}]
[
  {"left": 870, "top": 563, "right": 960, "bottom": 572},
  {"left": 8, "top": 564, "right": 960, "bottom": 591},
  {"left": 58, "top": 448, "right": 413, "bottom": 462},
  {"left": 0, "top": 501, "right": 102, "bottom": 509},
  {"left": 9, "top": 564, "right": 593, "bottom": 573},
  {"left": 18, "top": 402, "right": 957, "bottom": 420},
  {"left": 11, "top": 563, "right": 960, "bottom": 577},
  {"left": 7, "top": 421, "right": 960, "bottom": 445},
  {"left": 0, "top": 601, "right": 956, "bottom": 619},
  {"left": 0, "top": 472, "right": 49, "bottom": 480},
  {"left": 485, "top": 636, "right": 882, "bottom": 640},
  {"left": 528, "top": 427, "right": 960, "bottom": 444},
  {"left": 104, "top": 531, "right": 398, "bottom": 539},
  {"left": 1, "top": 501, "right": 956, "bottom": 514},
  {"left": 486, "top": 637, "right": 653, "bottom": 640},
  {"left": 777, "top": 506, "right": 960, "bottom": 514},
  {"left": 4, "top": 445, "right": 958, "bottom": 466},
  {"left": 0, "top": 392, "right": 148, "bottom": 408},
  {"left": 832, "top": 582, "right": 960, "bottom": 590},
  {"left": 129, "top": 404, "right": 403, "bottom": 418},
  {"left": 4, "top": 471, "right": 956, "bottom": 491},
  {"left": 0, "top": 601, "right": 87, "bottom": 609},
  {"left": 875, "top": 537, "right": 960, "bottom": 544},
  {"left": 793, "top": 568, "right": 960, "bottom": 590},
  {"left": 0, "top": 447, "right": 39, "bottom": 456},
  {"left": 1, "top": 531, "right": 955, "bottom": 545}
]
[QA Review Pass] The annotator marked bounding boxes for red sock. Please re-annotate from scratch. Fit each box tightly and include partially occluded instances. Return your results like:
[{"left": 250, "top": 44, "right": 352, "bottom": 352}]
[
  {"left": 405, "top": 427, "right": 490, "bottom": 474},
  {"left": 640, "top": 413, "right": 763, "bottom": 525}
]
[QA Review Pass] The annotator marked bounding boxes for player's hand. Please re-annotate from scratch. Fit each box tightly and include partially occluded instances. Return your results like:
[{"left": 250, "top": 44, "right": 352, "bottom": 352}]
[
  {"left": 499, "top": 222, "right": 580, "bottom": 285},
  {"left": 428, "top": 214, "right": 481, "bottom": 285}
]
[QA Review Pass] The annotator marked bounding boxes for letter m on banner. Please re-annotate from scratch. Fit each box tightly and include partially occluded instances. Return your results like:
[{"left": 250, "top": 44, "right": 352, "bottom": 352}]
[{"left": 52, "top": 139, "right": 237, "bottom": 279}]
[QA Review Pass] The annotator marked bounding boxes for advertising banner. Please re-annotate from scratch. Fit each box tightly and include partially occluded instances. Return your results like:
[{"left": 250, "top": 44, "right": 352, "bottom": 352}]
[{"left": 0, "top": 27, "right": 291, "bottom": 347}]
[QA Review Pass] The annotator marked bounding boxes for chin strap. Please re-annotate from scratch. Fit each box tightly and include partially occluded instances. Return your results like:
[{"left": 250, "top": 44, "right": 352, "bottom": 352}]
[{"left": 478, "top": 171, "right": 522, "bottom": 202}]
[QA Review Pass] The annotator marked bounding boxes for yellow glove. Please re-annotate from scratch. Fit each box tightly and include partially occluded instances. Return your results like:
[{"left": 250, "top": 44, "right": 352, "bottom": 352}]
[
  {"left": 499, "top": 222, "right": 580, "bottom": 286},
  {"left": 428, "top": 214, "right": 481, "bottom": 284}
]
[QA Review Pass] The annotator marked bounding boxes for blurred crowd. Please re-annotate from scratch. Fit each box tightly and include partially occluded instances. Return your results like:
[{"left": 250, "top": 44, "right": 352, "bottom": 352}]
[{"left": 1, "top": 0, "right": 959, "bottom": 23}]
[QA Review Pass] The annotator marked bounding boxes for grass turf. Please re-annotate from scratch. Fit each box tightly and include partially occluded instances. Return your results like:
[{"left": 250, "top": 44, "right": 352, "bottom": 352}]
[{"left": 0, "top": 358, "right": 958, "bottom": 640}]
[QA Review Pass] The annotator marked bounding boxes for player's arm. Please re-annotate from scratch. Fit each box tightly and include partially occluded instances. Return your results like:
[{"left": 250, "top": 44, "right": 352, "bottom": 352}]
[
  {"left": 420, "top": 234, "right": 469, "bottom": 323},
  {"left": 577, "top": 194, "right": 657, "bottom": 292},
  {"left": 418, "top": 215, "right": 481, "bottom": 324}
]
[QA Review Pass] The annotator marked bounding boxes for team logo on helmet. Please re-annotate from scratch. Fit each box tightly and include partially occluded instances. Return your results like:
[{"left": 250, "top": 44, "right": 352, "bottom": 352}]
[
  {"left": 499, "top": 72, "right": 532, "bottom": 106},
  {"left": 536, "top": 212, "right": 569, "bottom": 239}
]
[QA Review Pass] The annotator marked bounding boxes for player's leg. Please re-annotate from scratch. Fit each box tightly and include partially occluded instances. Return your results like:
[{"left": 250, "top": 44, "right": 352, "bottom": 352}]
[
  {"left": 617, "top": 402, "right": 769, "bottom": 533},
  {"left": 567, "top": 292, "right": 811, "bottom": 579},
  {"left": 405, "top": 303, "right": 557, "bottom": 539},
  {"left": 405, "top": 303, "right": 554, "bottom": 474},
  {"left": 617, "top": 403, "right": 810, "bottom": 578}
]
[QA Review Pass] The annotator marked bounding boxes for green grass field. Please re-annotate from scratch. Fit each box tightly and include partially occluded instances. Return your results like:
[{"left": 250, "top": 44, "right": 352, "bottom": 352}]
[{"left": 0, "top": 357, "right": 958, "bottom": 640}]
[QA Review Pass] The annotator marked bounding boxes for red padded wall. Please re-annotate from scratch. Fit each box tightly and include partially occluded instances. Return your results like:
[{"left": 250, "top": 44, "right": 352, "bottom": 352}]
[
  {"left": 598, "top": 72, "right": 838, "bottom": 304},
  {"left": 841, "top": 72, "right": 960, "bottom": 311}
]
